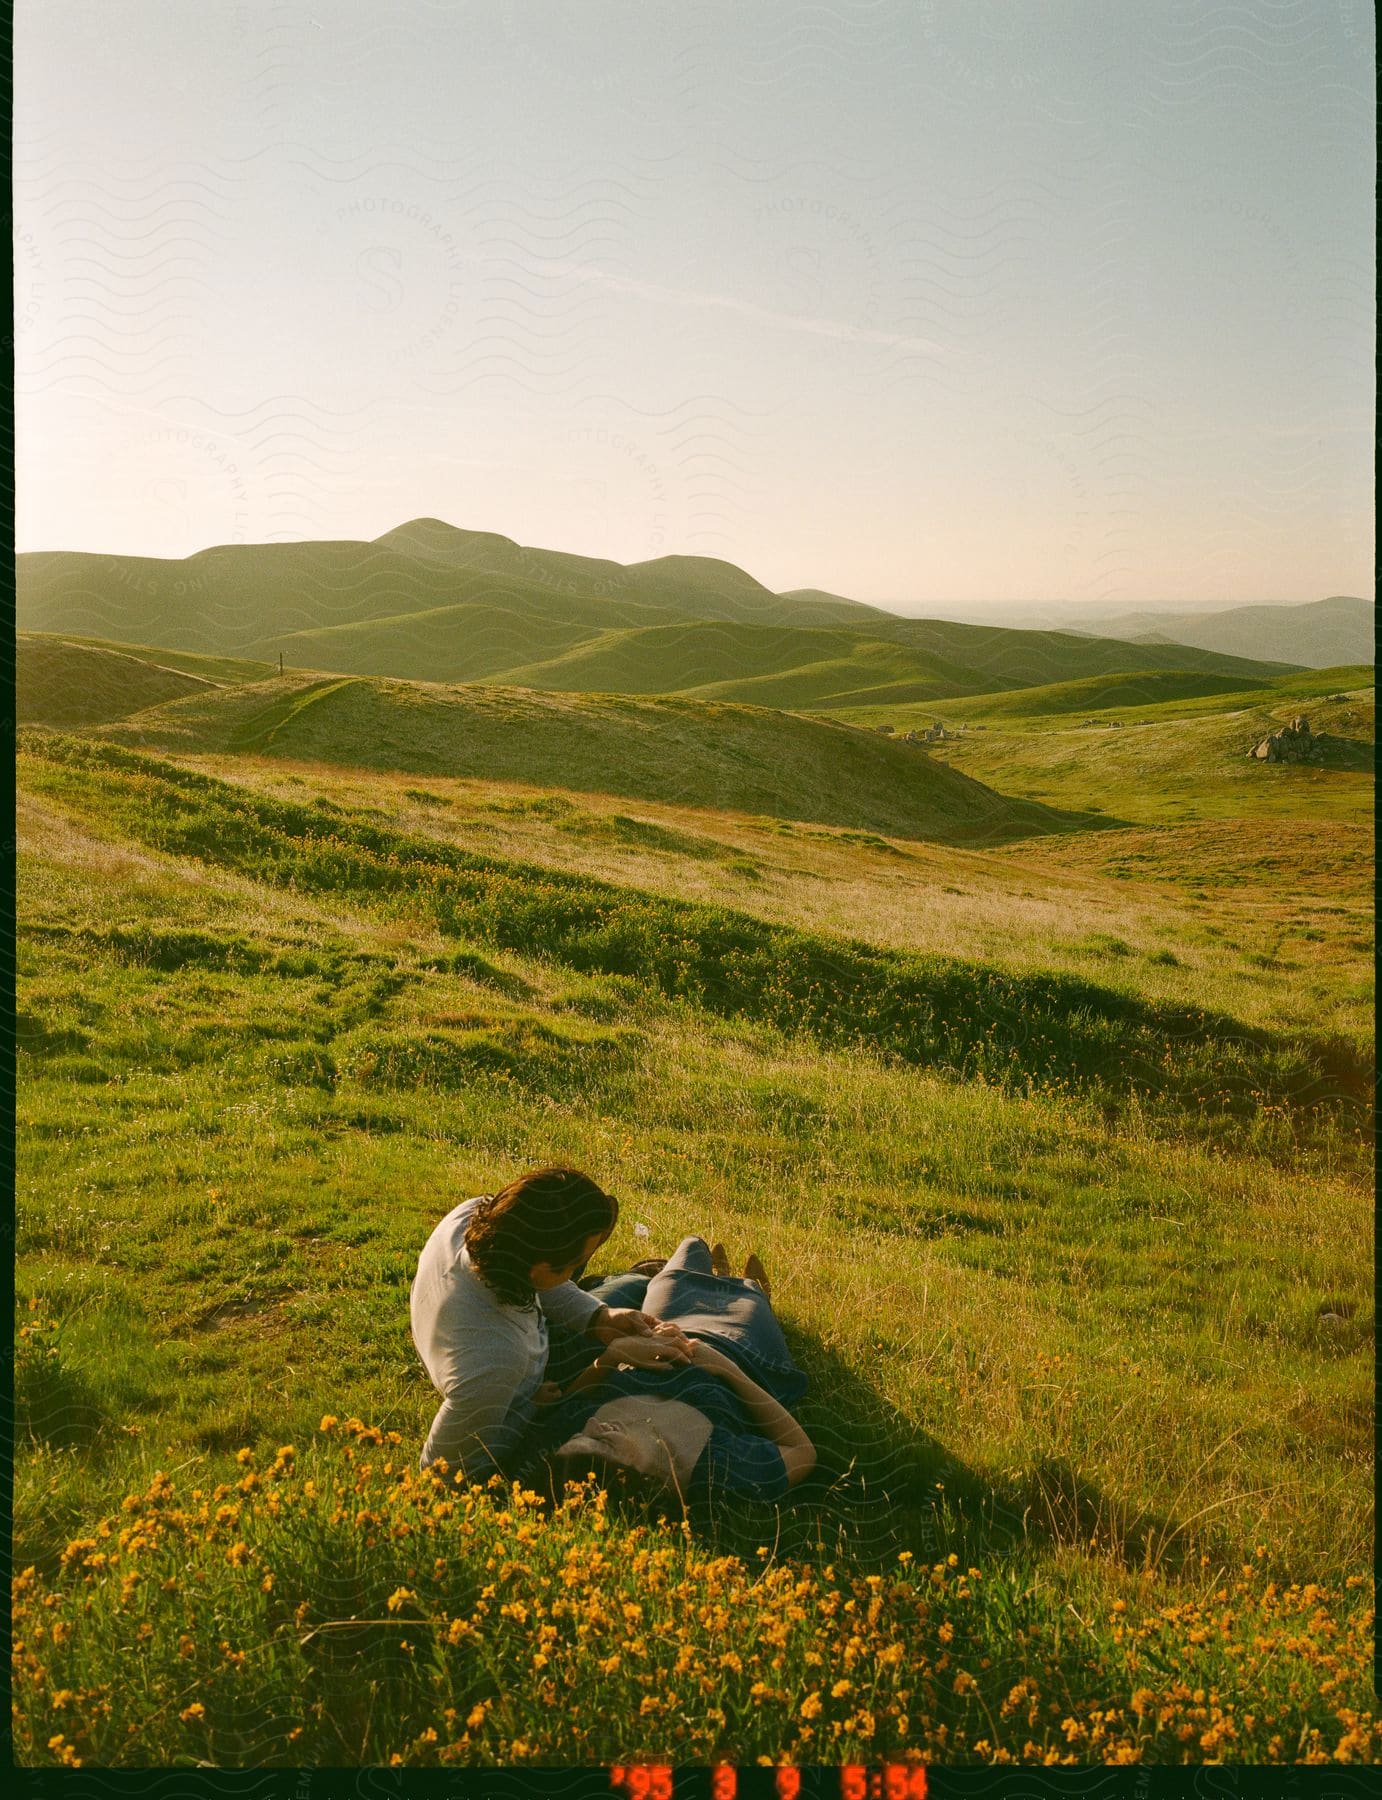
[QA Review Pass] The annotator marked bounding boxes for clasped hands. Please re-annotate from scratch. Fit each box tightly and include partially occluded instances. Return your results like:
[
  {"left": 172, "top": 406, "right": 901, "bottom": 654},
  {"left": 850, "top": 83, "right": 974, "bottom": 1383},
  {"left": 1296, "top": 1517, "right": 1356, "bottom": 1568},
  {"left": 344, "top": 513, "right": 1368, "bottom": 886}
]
[
  {"left": 593, "top": 1311, "right": 693, "bottom": 1369},
  {"left": 534, "top": 1317, "right": 694, "bottom": 1404}
]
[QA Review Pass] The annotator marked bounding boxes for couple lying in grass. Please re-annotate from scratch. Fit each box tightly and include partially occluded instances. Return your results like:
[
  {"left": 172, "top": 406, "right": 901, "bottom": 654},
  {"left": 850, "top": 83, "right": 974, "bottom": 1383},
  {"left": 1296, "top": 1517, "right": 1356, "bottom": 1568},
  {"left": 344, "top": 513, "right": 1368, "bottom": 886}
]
[{"left": 410, "top": 1166, "right": 816, "bottom": 1505}]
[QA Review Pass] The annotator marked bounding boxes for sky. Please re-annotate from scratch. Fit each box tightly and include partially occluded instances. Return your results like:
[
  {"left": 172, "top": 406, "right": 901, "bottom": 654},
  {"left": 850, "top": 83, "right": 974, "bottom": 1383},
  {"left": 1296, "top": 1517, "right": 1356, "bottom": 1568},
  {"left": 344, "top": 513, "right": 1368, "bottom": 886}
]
[{"left": 14, "top": 0, "right": 1376, "bottom": 611}]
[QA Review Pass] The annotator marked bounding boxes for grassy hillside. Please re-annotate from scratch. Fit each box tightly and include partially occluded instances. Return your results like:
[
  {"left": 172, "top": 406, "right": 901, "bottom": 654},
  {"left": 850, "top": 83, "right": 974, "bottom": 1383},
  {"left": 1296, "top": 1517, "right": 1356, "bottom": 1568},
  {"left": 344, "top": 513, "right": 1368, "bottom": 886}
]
[
  {"left": 16, "top": 635, "right": 222, "bottom": 728},
  {"left": 151, "top": 754, "right": 1370, "bottom": 1053},
  {"left": 14, "top": 729, "right": 1376, "bottom": 1765},
  {"left": 1082, "top": 594, "right": 1373, "bottom": 670},
  {"left": 497, "top": 619, "right": 987, "bottom": 706},
  {"left": 245, "top": 600, "right": 653, "bottom": 685},
  {"left": 20, "top": 632, "right": 276, "bottom": 687},
  {"left": 91, "top": 671, "right": 1090, "bottom": 844},
  {"left": 853, "top": 614, "right": 1300, "bottom": 687},
  {"left": 917, "top": 694, "right": 1372, "bottom": 829},
  {"left": 904, "top": 669, "right": 1262, "bottom": 721},
  {"left": 16, "top": 521, "right": 885, "bottom": 657},
  {"left": 837, "top": 664, "right": 1375, "bottom": 732},
  {"left": 20, "top": 523, "right": 1302, "bottom": 706}
]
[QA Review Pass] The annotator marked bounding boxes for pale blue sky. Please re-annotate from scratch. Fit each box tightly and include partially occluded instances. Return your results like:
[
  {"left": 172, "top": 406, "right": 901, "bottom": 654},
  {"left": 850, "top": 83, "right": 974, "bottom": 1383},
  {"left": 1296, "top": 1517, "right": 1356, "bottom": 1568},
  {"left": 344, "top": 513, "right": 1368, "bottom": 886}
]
[{"left": 15, "top": 0, "right": 1375, "bottom": 607}]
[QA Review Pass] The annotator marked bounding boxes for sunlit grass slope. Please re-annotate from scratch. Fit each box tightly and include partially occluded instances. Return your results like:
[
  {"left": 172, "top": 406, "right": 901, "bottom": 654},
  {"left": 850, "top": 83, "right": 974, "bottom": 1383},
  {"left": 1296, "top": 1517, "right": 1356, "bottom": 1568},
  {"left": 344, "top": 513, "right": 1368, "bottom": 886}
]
[
  {"left": 90, "top": 672, "right": 1088, "bottom": 845},
  {"left": 177, "top": 756, "right": 1371, "bottom": 1053},
  {"left": 20, "top": 523, "right": 1302, "bottom": 702},
  {"left": 14, "top": 732, "right": 1375, "bottom": 1765},
  {"left": 15, "top": 522, "right": 886, "bottom": 667},
  {"left": 850, "top": 614, "right": 1299, "bottom": 688},
  {"left": 497, "top": 619, "right": 987, "bottom": 706},
  {"left": 20, "top": 632, "right": 276, "bottom": 688},
  {"left": 895, "top": 664, "right": 1373, "bottom": 729},
  {"left": 16, "top": 635, "right": 222, "bottom": 728},
  {"left": 914, "top": 697, "right": 1373, "bottom": 828}
]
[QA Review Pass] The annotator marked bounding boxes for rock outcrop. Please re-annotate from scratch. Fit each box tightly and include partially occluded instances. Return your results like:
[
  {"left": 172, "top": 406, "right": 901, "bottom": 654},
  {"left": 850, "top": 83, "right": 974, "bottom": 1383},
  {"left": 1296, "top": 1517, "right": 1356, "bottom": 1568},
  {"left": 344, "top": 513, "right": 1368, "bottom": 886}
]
[{"left": 1247, "top": 715, "right": 1325, "bottom": 764}]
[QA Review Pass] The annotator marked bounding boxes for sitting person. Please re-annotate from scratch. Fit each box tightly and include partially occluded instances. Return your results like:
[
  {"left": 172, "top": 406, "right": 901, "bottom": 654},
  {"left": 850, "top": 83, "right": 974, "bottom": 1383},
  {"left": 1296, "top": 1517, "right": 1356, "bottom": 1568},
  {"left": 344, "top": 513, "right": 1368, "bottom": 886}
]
[
  {"left": 410, "top": 1167, "right": 689, "bottom": 1481},
  {"left": 523, "top": 1235, "right": 815, "bottom": 1506}
]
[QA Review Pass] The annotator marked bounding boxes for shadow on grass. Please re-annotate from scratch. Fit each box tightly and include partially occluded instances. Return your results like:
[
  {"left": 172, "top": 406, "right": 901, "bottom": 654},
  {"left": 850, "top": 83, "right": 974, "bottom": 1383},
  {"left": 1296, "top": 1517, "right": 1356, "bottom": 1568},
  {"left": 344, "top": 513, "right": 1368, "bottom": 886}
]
[{"left": 546, "top": 1307, "right": 1188, "bottom": 1578}]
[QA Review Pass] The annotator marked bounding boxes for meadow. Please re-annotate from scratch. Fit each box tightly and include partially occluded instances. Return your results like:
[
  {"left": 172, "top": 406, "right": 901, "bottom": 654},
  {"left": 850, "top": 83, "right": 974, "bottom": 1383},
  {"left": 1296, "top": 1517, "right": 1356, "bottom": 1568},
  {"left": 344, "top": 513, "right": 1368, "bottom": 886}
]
[{"left": 11, "top": 657, "right": 1376, "bottom": 1766}]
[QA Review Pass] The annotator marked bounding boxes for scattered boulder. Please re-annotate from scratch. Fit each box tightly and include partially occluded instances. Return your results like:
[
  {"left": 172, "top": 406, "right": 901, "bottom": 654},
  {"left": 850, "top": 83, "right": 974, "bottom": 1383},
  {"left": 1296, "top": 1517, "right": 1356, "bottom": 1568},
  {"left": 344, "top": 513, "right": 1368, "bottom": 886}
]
[{"left": 1247, "top": 715, "right": 1326, "bottom": 764}]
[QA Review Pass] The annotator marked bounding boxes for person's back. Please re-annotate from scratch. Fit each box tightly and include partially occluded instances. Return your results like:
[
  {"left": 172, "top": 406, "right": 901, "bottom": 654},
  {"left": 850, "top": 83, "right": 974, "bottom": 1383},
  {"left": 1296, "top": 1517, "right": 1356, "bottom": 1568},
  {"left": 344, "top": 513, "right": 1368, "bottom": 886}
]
[
  {"left": 409, "top": 1167, "right": 628, "bottom": 1480},
  {"left": 410, "top": 1195, "right": 549, "bottom": 1476}
]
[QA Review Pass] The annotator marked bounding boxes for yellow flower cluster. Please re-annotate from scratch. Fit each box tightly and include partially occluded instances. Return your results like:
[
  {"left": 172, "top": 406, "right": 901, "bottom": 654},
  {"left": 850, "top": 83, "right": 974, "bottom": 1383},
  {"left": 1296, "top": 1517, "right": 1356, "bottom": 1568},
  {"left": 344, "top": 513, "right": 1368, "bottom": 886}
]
[{"left": 10, "top": 1420, "right": 1378, "bottom": 1769}]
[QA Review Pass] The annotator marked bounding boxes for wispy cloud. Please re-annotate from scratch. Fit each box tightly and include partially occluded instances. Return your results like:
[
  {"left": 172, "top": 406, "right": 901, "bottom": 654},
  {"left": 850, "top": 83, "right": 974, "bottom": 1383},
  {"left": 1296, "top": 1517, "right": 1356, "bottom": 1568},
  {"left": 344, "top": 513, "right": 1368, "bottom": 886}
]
[{"left": 552, "top": 261, "right": 955, "bottom": 361}]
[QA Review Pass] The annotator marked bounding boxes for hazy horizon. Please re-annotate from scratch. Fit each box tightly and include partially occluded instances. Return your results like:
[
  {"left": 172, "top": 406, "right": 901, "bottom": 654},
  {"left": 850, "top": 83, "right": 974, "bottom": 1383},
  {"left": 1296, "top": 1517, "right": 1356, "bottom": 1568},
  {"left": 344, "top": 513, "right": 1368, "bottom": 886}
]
[
  {"left": 15, "top": 1, "right": 1376, "bottom": 609},
  {"left": 18, "top": 512, "right": 1373, "bottom": 626}
]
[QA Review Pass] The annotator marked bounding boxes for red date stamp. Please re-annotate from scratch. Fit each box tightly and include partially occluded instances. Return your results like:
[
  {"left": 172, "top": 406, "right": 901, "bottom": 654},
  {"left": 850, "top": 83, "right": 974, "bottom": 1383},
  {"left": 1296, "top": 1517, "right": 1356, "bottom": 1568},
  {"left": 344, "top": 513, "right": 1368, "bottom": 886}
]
[{"left": 610, "top": 1765, "right": 927, "bottom": 1799}]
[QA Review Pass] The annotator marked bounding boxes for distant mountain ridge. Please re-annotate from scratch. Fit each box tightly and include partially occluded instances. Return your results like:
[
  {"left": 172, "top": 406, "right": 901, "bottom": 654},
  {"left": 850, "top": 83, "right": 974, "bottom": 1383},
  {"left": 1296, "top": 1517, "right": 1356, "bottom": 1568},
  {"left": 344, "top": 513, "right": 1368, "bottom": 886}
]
[
  {"left": 17, "top": 518, "right": 1307, "bottom": 706},
  {"left": 1075, "top": 595, "right": 1373, "bottom": 670}
]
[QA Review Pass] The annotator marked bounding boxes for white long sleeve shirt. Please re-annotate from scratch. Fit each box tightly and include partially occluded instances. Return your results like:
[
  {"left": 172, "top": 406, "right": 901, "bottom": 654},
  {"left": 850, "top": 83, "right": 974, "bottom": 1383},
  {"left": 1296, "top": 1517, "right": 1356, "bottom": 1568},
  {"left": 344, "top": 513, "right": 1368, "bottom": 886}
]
[{"left": 410, "top": 1196, "right": 604, "bottom": 1479}]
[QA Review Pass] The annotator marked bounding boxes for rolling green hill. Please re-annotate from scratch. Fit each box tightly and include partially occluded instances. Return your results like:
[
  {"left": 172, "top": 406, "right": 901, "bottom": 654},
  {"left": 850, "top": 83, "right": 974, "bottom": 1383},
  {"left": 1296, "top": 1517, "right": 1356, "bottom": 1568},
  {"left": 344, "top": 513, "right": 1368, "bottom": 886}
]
[
  {"left": 908, "top": 668, "right": 1258, "bottom": 721},
  {"left": 19, "top": 521, "right": 1305, "bottom": 707},
  {"left": 496, "top": 620, "right": 988, "bottom": 706},
  {"left": 921, "top": 692, "right": 1373, "bottom": 827},
  {"left": 833, "top": 664, "right": 1374, "bottom": 733},
  {"left": 90, "top": 671, "right": 1093, "bottom": 844},
  {"left": 849, "top": 614, "right": 1298, "bottom": 688},
  {"left": 16, "top": 635, "right": 225, "bottom": 728}
]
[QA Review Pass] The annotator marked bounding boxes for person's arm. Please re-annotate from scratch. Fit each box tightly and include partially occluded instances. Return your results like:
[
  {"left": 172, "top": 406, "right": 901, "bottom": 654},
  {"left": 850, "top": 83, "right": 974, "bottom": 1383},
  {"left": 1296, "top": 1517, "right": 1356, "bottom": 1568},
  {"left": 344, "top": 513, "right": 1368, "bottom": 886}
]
[
  {"left": 419, "top": 1351, "right": 530, "bottom": 1481},
  {"left": 687, "top": 1340, "right": 816, "bottom": 1486},
  {"left": 537, "top": 1280, "right": 660, "bottom": 1344},
  {"left": 557, "top": 1333, "right": 693, "bottom": 1398},
  {"left": 557, "top": 1345, "right": 627, "bottom": 1399},
  {"left": 536, "top": 1280, "right": 606, "bottom": 1334}
]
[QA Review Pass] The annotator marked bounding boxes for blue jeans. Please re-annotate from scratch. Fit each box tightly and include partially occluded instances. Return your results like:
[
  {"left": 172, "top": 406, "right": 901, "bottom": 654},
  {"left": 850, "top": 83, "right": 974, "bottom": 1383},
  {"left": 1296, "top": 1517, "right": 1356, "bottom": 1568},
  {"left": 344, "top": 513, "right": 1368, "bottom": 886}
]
[{"left": 565, "top": 1238, "right": 808, "bottom": 1406}]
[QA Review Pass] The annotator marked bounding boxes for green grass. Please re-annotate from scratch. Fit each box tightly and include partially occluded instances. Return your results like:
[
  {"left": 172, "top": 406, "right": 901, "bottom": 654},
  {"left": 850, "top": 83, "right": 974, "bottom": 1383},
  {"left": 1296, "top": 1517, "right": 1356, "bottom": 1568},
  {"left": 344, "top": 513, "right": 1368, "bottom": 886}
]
[
  {"left": 20, "top": 732, "right": 1370, "bottom": 1144},
  {"left": 839, "top": 664, "right": 1373, "bottom": 731},
  {"left": 187, "top": 756, "right": 1372, "bottom": 1050},
  {"left": 14, "top": 1444, "right": 1377, "bottom": 1766},
  {"left": 909, "top": 704, "right": 1373, "bottom": 828},
  {"left": 495, "top": 620, "right": 986, "bottom": 708},
  {"left": 89, "top": 672, "right": 1095, "bottom": 844},
  {"left": 19, "top": 526, "right": 1301, "bottom": 701},
  {"left": 19, "top": 631, "right": 276, "bottom": 688},
  {"left": 16, "top": 636, "right": 221, "bottom": 728},
  {"left": 13, "top": 686, "right": 1375, "bottom": 1766}
]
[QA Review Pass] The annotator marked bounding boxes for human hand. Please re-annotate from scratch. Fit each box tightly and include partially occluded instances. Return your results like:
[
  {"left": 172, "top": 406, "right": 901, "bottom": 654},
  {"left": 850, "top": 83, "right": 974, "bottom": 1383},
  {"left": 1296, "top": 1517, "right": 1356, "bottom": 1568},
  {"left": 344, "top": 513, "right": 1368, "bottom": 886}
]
[
  {"left": 590, "top": 1307, "right": 657, "bottom": 1344},
  {"left": 534, "top": 1381, "right": 562, "bottom": 1406},
  {"left": 599, "top": 1333, "right": 693, "bottom": 1372},
  {"left": 649, "top": 1320, "right": 693, "bottom": 1354}
]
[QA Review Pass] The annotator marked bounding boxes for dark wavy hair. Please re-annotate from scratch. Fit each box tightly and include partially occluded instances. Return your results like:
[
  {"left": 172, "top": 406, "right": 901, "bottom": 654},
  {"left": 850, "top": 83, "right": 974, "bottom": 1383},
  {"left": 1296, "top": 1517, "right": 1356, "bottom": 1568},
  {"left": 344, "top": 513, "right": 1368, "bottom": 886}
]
[{"left": 465, "top": 1166, "right": 617, "bottom": 1308}]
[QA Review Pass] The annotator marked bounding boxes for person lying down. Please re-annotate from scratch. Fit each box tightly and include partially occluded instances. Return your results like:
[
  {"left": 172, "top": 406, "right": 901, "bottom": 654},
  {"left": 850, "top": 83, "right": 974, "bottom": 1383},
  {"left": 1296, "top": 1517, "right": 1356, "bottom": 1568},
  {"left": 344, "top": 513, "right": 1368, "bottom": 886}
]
[{"left": 522, "top": 1235, "right": 816, "bottom": 1505}]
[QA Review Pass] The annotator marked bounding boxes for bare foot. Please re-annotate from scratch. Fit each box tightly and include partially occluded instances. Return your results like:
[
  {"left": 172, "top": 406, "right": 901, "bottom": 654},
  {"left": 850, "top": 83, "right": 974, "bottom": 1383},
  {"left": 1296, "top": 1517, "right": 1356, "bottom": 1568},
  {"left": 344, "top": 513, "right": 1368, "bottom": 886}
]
[
  {"left": 710, "top": 1241, "right": 731, "bottom": 1278},
  {"left": 744, "top": 1253, "right": 771, "bottom": 1300}
]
